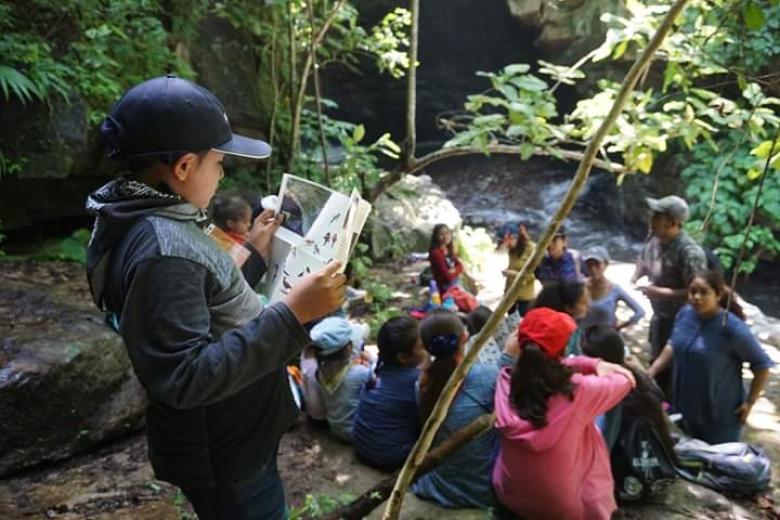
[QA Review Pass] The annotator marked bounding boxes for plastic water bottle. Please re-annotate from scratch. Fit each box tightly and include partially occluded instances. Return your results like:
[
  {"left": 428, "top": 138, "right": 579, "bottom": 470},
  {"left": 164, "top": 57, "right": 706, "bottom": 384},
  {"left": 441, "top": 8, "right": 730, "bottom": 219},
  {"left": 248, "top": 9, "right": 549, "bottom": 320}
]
[{"left": 429, "top": 280, "right": 441, "bottom": 306}]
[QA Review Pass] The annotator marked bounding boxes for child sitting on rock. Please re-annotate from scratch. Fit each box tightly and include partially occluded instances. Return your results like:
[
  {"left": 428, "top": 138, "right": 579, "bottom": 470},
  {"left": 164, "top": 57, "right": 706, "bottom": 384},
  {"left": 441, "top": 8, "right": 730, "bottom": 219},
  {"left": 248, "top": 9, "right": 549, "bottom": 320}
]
[
  {"left": 464, "top": 305, "right": 503, "bottom": 367},
  {"left": 412, "top": 309, "right": 499, "bottom": 510},
  {"left": 582, "top": 325, "right": 678, "bottom": 501},
  {"left": 305, "top": 317, "right": 372, "bottom": 442},
  {"left": 352, "top": 316, "right": 426, "bottom": 470}
]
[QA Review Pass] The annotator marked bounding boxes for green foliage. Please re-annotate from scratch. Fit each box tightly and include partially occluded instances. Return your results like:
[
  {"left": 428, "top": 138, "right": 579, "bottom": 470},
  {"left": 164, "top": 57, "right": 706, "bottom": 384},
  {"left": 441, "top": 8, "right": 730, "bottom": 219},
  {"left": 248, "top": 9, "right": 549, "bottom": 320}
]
[
  {"left": 219, "top": 165, "right": 268, "bottom": 195},
  {"left": 32, "top": 229, "right": 92, "bottom": 264},
  {"left": 0, "top": 0, "right": 199, "bottom": 177},
  {"left": 216, "top": 1, "right": 408, "bottom": 188},
  {"left": 349, "top": 242, "right": 373, "bottom": 280},
  {"left": 455, "top": 226, "right": 494, "bottom": 274},
  {"left": 442, "top": 64, "right": 563, "bottom": 157},
  {"left": 288, "top": 492, "right": 355, "bottom": 519},
  {"left": 0, "top": 3, "right": 71, "bottom": 106},
  {"left": 173, "top": 489, "right": 197, "bottom": 520},
  {"left": 682, "top": 131, "right": 780, "bottom": 274},
  {"left": 298, "top": 103, "right": 400, "bottom": 195},
  {"left": 0, "top": 0, "right": 194, "bottom": 116},
  {"left": 363, "top": 7, "right": 412, "bottom": 79},
  {"left": 363, "top": 280, "right": 403, "bottom": 340},
  {"left": 442, "top": 0, "right": 779, "bottom": 264},
  {"left": 65, "top": 1, "right": 195, "bottom": 124},
  {"left": 0, "top": 150, "right": 26, "bottom": 178}
]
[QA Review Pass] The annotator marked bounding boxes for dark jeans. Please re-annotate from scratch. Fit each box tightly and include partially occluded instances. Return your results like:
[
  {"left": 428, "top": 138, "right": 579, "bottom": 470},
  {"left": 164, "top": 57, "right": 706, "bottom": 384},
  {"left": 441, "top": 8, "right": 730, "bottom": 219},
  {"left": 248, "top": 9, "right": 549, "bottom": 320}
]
[
  {"left": 182, "top": 454, "right": 286, "bottom": 520},
  {"left": 649, "top": 314, "right": 675, "bottom": 402},
  {"left": 683, "top": 420, "right": 742, "bottom": 445}
]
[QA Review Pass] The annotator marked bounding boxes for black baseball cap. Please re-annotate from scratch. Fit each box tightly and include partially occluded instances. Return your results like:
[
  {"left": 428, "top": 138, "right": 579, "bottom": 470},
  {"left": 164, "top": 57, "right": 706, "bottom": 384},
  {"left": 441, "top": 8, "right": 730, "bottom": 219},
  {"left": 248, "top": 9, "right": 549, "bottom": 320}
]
[{"left": 101, "top": 74, "right": 271, "bottom": 160}]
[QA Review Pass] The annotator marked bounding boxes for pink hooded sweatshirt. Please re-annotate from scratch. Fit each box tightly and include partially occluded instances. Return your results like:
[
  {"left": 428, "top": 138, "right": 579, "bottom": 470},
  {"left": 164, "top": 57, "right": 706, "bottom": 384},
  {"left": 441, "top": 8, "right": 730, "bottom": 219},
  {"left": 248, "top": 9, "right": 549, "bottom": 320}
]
[{"left": 492, "top": 356, "right": 632, "bottom": 520}]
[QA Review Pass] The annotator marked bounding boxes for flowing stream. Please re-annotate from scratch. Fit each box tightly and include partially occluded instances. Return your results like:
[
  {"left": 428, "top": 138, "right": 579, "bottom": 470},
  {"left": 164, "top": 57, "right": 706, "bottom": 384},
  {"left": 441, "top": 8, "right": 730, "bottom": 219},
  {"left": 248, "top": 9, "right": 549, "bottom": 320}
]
[{"left": 425, "top": 154, "right": 780, "bottom": 318}]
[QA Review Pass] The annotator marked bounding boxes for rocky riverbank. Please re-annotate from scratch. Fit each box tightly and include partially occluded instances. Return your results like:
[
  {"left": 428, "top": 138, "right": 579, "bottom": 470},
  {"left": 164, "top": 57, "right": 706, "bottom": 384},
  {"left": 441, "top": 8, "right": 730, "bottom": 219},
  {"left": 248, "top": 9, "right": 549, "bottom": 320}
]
[{"left": 1, "top": 256, "right": 779, "bottom": 519}]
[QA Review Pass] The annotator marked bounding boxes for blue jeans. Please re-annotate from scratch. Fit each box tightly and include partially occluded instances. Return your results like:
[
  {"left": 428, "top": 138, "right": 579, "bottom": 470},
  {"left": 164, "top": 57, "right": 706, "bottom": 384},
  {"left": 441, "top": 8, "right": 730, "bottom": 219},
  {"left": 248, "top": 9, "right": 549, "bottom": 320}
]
[{"left": 182, "top": 454, "right": 286, "bottom": 520}]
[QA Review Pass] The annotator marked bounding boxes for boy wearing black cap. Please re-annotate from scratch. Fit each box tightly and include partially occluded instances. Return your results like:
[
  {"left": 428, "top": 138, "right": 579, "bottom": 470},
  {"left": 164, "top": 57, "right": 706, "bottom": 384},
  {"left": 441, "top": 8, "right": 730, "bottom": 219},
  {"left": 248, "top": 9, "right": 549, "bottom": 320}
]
[{"left": 86, "top": 75, "right": 345, "bottom": 519}]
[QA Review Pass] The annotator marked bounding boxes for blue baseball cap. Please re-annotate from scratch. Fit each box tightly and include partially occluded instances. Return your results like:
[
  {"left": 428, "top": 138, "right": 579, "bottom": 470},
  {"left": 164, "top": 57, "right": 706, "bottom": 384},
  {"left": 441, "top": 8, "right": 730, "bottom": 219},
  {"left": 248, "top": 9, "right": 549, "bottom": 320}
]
[
  {"left": 497, "top": 222, "right": 520, "bottom": 240},
  {"left": 101, "top": 74, "right": 271, "bottom": 160},
  {"left": 310, "top": 317, "right": 368, "bottom": 356}
]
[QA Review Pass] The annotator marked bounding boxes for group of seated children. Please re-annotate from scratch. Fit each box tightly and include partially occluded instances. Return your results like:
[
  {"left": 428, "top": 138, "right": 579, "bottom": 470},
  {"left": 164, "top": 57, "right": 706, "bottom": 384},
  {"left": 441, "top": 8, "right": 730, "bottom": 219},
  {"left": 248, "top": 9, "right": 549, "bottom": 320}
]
[
  {"left": 298, "top": 302, "right": 664, "bottom": 519},
  {"left": 300, "top": 309, "right": 499, "bottom": 509},
  {"left": 297, "top": 268, "right": 772, "bottom": 518},
  {"left": 210, "top": 202, "right": 773, "bottom": 518}
]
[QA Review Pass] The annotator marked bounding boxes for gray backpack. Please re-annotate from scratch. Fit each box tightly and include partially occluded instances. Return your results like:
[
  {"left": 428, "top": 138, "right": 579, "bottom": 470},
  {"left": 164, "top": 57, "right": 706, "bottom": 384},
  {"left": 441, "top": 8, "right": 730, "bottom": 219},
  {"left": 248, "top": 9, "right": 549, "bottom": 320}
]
[{"left": 675, "top": 438, "right": 771, "bottom": 495}]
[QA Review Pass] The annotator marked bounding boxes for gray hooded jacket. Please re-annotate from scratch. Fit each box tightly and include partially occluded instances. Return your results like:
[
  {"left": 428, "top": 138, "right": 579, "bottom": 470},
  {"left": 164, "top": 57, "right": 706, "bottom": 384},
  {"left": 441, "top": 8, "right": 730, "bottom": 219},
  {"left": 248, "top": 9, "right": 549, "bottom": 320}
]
[{"left": 86, "top": 178, "right": 308, "bottom": 488}]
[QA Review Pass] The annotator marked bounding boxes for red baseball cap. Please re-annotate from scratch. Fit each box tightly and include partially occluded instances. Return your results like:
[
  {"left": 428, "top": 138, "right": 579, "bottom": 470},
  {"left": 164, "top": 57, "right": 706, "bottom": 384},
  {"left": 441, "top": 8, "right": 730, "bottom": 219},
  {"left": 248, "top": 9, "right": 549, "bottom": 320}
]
[{"left": 518, "top": 307, "right": 577, "bottom": 359}]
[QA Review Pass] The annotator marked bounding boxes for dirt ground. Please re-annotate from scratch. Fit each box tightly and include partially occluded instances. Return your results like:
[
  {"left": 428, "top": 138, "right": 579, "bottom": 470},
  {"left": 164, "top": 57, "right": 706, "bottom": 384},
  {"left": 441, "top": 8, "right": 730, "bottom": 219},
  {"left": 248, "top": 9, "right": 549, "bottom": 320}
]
[{"left": 0, "top": 257, "right": 779, "bottom": 519}]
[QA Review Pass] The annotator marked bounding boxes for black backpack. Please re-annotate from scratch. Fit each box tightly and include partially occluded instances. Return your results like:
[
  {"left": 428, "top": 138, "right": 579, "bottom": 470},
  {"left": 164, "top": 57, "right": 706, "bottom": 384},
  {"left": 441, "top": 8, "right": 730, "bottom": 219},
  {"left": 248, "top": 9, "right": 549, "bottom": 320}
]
[{"left": 611, "top": 411, "right": 678, "bottom": 502}]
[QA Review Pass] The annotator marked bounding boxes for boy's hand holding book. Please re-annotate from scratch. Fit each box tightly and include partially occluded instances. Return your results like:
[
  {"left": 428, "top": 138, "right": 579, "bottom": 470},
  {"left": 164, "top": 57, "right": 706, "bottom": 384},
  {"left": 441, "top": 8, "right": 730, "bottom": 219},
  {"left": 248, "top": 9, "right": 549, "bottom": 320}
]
[
  {"left": 247, "top": 208, "right": 284, "bottom": 260},
  {"left": 284, "top": 260, "right": 347, "bottom": 324}
]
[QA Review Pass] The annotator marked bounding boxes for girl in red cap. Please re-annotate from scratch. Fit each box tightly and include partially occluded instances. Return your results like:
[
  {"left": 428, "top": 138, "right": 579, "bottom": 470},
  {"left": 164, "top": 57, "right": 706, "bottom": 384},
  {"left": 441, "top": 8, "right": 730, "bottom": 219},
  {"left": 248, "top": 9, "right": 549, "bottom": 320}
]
[{"left": 493, "top": 308, "right": 635, "bottom": 520}]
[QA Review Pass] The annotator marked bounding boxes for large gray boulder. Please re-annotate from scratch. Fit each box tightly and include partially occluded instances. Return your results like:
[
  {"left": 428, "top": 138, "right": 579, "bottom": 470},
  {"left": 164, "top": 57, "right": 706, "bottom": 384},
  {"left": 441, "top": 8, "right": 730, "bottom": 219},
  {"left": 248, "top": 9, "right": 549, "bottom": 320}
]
[
  {"left": 506, "top": 0, "right": 627, "bottom": 57},
  {"left": 369, "top": 174, "right": 461, "bottom": 260},
  {"left": 0, "top": 261, "right": 145, "bottom": 477}
]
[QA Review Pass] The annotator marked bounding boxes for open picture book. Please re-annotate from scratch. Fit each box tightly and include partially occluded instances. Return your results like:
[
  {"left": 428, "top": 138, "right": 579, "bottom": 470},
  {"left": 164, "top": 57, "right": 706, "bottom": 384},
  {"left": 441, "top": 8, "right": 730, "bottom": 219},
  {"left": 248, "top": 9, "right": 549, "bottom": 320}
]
[{"left": 263, "top": 174, "right": 372, "bottom": 302}]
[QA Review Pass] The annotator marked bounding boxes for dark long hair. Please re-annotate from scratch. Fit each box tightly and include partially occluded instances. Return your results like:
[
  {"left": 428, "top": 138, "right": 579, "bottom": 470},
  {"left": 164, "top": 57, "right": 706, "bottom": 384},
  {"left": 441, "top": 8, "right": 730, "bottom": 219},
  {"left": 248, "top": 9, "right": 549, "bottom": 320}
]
[
  {"left": 532, "top": 280, "right": 586, "bottom": 314},
  {"left": 509, "top": 344, "right": 574, "bottom": 429},
  {"left": 582, "top": 325, "right": 677, "bottom": 462},
  {"left": 689, "top": 270, "right": 746, "bottom": 321},
  {"left": 418, "top": 309, "right": 464, "bottom": 423},
  {"left": 509, "top": 225, "right": 529, "bottom": 258},
  {"left": 429, "top": 223, "right": 455, "bottom": 256},
  {"left": 466, "top": 305, "right": 492, "bottom": 336},
  {"left": 582, "top": 325, "right": 624, "bottom": 364}
]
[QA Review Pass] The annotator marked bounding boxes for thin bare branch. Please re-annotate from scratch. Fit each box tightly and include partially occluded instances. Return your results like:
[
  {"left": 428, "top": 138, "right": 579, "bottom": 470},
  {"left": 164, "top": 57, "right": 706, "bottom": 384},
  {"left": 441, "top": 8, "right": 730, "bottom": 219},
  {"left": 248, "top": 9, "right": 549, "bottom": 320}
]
[
  {"left": 368, "top": 143, "right": 628, "bottom": 202},
  {"left": 288, "top": 0, "right": 348, "bottom": 173},
  {"left": 307, "top": 0, "right": 331, "bottom": 185},
  {"left": 724, "top": 125, "right": 779, "bottom": 325}
]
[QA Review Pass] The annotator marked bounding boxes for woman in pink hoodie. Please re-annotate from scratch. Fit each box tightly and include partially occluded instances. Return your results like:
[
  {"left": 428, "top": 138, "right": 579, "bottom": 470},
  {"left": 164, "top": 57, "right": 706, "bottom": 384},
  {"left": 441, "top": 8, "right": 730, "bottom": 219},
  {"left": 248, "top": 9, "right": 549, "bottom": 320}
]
[{"left": 493, "top": 307, "right": 636, "bottom": 520}]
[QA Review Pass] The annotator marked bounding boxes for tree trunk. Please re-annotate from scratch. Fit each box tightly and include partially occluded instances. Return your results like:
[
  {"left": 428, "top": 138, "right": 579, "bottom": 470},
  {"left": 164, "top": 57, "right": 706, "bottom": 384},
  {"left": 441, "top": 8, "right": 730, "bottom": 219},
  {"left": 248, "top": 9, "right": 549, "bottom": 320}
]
[
  {"left": 307, "top": 0, "right": 331, "bottom": 185},
  {"left": 287, "top": 0, "right": 347, "bottom": 174},
  {"left": 401, "top": 0, "right": 419, "bottom": 171},
  {"left": 381, "top": 1, "right": 692, "bottom": 518},
  {"left": 286, "top": 0, "right": 297, "bottom": 174},
  {"left": 265, "top": 6, "right": 280, "bottom": 189}
]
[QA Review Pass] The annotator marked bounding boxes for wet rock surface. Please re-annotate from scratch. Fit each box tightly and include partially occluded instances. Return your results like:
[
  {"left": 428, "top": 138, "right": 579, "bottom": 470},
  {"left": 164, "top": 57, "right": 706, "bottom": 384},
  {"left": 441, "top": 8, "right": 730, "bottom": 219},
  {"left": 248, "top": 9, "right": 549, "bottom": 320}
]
[
  {"left": 369, "top": 174, "right": 462, "bottom": 260},
  {"left": 0, "top": 261, "right": 145, "bottom": 478}
]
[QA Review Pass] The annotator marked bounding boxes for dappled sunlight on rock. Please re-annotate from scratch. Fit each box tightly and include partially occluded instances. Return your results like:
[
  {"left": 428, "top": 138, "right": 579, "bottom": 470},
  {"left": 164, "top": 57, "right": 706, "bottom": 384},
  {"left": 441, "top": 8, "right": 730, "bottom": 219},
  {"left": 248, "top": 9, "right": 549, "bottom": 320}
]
[{"left": 749, "top": 397, "right": 780, "bottom": 434}]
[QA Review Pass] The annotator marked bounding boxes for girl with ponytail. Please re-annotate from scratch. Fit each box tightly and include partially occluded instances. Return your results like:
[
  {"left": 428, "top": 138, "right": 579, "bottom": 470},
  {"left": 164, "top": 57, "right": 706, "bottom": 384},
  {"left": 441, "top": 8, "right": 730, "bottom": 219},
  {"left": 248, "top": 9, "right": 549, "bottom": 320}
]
[
  {"left": 493, "top": 308, "right": 636, "bottom": 520},
  {"left": 412, "top": 309, "right": 499, "bottom": 510}
]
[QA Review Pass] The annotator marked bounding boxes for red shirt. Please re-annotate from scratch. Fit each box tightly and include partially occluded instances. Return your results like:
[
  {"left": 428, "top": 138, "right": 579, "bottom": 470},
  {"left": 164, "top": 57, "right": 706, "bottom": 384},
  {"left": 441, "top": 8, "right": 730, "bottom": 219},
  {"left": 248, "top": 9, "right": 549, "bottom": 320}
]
[{"left": 429, "top": 246, "right": 463, "bottom": 290}]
